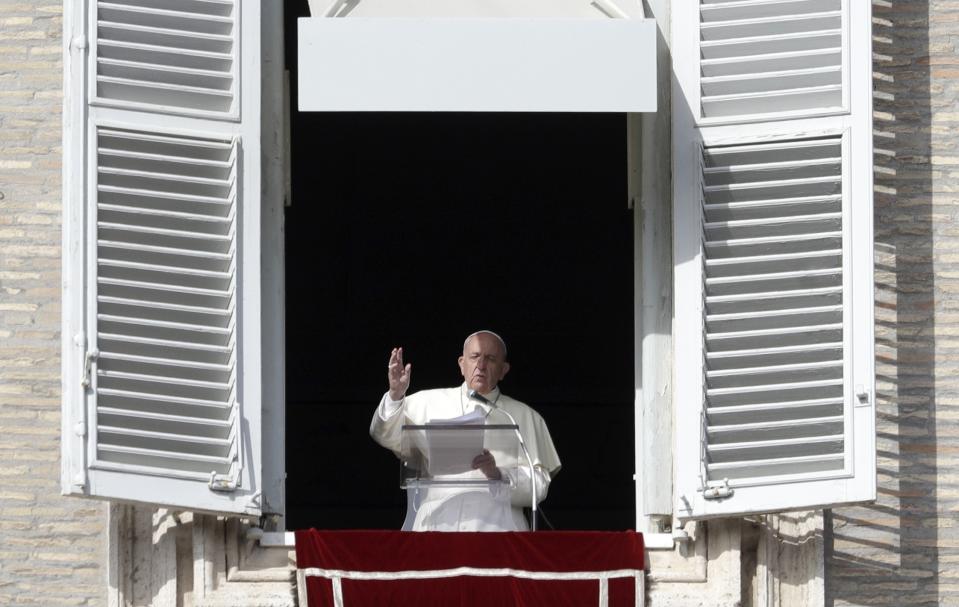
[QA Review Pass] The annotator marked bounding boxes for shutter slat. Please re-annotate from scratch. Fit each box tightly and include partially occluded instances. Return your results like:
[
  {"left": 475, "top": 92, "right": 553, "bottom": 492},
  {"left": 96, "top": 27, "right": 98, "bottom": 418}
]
[
  {"left": 707, "top": 304, "right": 841, "bottom": 324},
  {"left": 98, "top": 240, "right": 233, "bottom": 261},
  {"left": 99, "top": 203, "right": 233, "bottom": 224},
  {"left": 98, "top": 147, "right": 234, "bottom": 169},
  {"left": 97, "top": 277, "right": 233, "bottom": 298},
  {"left": 97, "top": 58, "right": 233, "bottom": 90},
  {"left": 707, "top": 322, "right": 842, "bottom": 342},
  {"left": 99, "top": 332, "right": 231, "bottom": 353},
  {"left": 706, "top": 453, "right": 844, "bottom": 479},
  {"left": 98, "top": 39, "right": 233, "bottom": 64},
  {"left": 701, "top": 46, "right": 841, "bottom": 77},
  {"left": 98, "top": 387, "right": 232, "bottom": 410},
  {"left": 99, "top": 128, "right": 234, "bottom": 150},
  {"left": 98, "top": 185, "right": 232, "bottom": 206},
  {"left": 704, "top": 232, "right": 841, "bottom": 257},
  {"left": 707, "top": 358, "right": 840, "bottom": 380},
  {"left": 99, "top": 166, "right": 235, "bottom": 186},
  {"left": 700, "top": 0, "right": 838, "bottom": 22},
  {"left": 97, "top": 444, "right": 232, "bottom": 466},
  {"left": 98, "top": 2, "right": 234, "bottom": 27},
  {"left": 98, "top": 369, "right": 233, "bottom": 390},
  {"left": 99, "top": 350, "right": 233, "bottom": 372},
  {"left": 706, "top": 396, "right": 843, "bottom": 418},
  {"left": 700, "top": 11, "right": 841, "bottom": 41},
  {"left": 702, "top": 85, "right": 841, "bottom": 117},
  {"left": 98, "top": 406, "right": 232, "bottom": 428},
  {"left": 97, "top": 21, "right": 233, "bottom": 45},
  {"left": 98, "top": 222, "right": 234, "bottom": 243},
  {"left": 705, "top": 211, "right": 841, "bottom": 233},
  {"left": 707, "top": 378, "right": 842, "bottom": 398},
  {"left": 97, "top": 75, "right": 234, "bottom": 99},
  {"left": 706, "top": 285, "right": 841, "bottom": 306},
  {"left": 98, "top": 425, "right": 233, "bottom": 448},
  {"left": 702, "top": 65, "right": 840, "bottom": 97},
  {"left": 708, "top": 414, "right": 843, "bottom": 434},
  {"left": 707, "top": 341, "right": 842, "bottom": 361},
  {"left": 706, "top": 248, "right": 839, "bottom": 268},
  {"left": 98, "top": 312, "right": 234, "bottom": 333},
  {"left": 701, "top": 30, "right": 841, "bottom": 60},
  {"left": 707, "top": 433, "right": 843, "bottom": 456},
  {"left": 99, "top": 259, "right": 232, "bottom": 279}
]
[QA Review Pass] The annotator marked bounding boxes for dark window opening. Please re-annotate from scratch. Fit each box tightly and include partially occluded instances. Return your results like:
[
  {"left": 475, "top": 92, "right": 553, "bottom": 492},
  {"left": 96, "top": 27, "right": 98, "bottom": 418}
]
[{"left": 285, "top": 1, "right": 635, "bottom": 531}]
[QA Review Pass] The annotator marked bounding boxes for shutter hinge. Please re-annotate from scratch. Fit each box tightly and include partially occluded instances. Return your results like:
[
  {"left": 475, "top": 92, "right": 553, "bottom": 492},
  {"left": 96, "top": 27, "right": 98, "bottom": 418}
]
[
  {"left": 70, "top": 35, "right": 88, "bottom": 52},
  {"left": 701, "top": 478, "right": 734, "bottom": 500},
  {"left": 855, "top": 385, "right": 872, "bottom": 407},
  {"left": 81, "top": 349, "right": 99, "bottom": 390},
  {"left": 208, "top": 471, "right": 238, "bottom": 492}
]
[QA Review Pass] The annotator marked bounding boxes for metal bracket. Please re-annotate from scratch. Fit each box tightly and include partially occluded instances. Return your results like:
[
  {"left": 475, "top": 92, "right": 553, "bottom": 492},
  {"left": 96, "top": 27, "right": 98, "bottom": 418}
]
[
  {"left": 701, "top": 478, "right": 734, "bottom": 500},
  {"left": 81, "top": 349, "right": 98, "bottom": 389},
  {"left": 208, "top": 471, "right": 238, "bottom": 492}
]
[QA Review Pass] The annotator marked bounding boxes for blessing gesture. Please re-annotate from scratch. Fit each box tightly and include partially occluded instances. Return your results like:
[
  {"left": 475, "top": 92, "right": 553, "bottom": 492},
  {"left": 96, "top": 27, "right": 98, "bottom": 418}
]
[{"left": 387, "top": 347, "right": 412, "bottom": 401}]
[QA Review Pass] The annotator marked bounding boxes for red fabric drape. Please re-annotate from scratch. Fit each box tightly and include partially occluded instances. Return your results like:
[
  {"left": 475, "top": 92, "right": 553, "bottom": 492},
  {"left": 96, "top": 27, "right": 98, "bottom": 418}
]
[{"left": 295, "top": 530, "right": 645, "bottom": 607}]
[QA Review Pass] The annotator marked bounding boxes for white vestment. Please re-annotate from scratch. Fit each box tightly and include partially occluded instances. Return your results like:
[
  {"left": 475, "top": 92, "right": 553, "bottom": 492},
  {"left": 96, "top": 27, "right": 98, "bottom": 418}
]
[{"left": 370, "top": 384, "right": 561, "bottom": 532}]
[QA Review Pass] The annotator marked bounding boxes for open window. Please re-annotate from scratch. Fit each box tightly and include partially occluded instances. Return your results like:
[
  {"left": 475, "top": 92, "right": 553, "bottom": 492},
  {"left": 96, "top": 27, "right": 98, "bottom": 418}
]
[{"left": 671, "top": 0, "right": 875, "bottom": 519}]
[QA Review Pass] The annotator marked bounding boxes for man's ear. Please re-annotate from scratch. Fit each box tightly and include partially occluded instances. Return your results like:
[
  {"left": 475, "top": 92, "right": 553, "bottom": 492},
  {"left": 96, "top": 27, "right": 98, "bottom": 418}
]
[
  {"left": 458, "top": 355, "right": 465, "bottom": 376},
  {"left": 501, "top": 362, "right": 511, "bottom": 379}
]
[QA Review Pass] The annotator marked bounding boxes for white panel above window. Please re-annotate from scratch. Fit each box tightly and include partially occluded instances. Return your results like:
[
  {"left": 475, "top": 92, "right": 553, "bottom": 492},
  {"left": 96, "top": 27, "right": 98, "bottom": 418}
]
[
  {"left": 297, "top": 4, "right": 656, "bottom": 112},
  {"left": 93, "top": 0, "right": 238, "bottom": 118},
  {"left": 313, "top": 0, "right": 640, "bottom": 19}
]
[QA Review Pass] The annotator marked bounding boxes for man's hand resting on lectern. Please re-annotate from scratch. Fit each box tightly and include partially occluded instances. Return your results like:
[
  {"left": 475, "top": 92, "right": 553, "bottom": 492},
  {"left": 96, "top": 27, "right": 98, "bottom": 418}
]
[
  {"left": 472, "top": 449, "right": 502, "bottom": 480},
  {"left": 387, "top": 347, "right": 412, "bottom": 402}
]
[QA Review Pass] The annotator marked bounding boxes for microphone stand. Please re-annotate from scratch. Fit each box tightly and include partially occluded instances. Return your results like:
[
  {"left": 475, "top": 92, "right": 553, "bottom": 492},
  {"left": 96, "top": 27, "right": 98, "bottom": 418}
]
[
  {"left": 497, "top": 406, "right": 538, "bottom": 531},
  {"left": 471, "top": 390, "right": 538, "bottom": 531}
]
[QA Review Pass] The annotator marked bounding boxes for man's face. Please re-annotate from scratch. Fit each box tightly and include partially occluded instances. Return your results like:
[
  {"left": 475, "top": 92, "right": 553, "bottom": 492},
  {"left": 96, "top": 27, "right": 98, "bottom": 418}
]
[{"left": 458, "top": 333, "right": 510, "bottom": 395}]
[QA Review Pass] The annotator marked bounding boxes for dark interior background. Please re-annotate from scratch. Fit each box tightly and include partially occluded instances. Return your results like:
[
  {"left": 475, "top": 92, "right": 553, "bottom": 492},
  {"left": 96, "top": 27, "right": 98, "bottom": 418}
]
[{"left": 284, "top": 1, "right": 635, "bottom": 530}]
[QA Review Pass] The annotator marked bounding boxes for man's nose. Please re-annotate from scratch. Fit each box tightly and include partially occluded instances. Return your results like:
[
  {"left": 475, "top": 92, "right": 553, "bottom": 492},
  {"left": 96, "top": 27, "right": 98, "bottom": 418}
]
[{"left": 476, "top": 358, "right": 487, "bottom": 370}]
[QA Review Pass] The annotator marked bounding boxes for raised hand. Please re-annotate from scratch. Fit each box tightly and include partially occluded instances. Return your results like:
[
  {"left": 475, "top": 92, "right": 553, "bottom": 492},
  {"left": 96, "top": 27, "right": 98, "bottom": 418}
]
[{"left": 387, "top": 347, "right": 412, "bottom": 401}]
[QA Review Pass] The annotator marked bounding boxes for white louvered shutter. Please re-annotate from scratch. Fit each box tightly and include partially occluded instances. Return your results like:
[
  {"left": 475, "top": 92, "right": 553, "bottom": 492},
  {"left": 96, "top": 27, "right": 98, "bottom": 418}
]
[
  {"left": 671, "top": 0, "right": 875, "bottom": 519},
  {"left": 62, "top": 0, "right": 273, "bottom": 515}
]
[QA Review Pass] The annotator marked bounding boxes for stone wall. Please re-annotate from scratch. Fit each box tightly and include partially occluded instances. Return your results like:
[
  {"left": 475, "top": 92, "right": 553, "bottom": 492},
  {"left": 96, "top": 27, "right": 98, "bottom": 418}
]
[
  {"left": 826, "top": 1, "right": 957, "bottom": 605},
  {"left": 0, "top": 2, "right": 106, "bottom": 605}
]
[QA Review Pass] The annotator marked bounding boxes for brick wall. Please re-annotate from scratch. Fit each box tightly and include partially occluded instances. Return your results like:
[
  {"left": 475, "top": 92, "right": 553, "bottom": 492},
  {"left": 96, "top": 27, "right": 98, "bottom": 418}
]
[
  {"left": 826, "top": 1, "right": 957, "bottom": 605},
  {"left": 0, "top": 2, "right": 106, "bottom": 605}
]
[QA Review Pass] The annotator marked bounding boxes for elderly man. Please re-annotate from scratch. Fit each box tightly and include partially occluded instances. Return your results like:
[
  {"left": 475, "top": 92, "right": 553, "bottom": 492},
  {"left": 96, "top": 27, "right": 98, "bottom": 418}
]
[{"left": 370, "top": 331, "right": 561, "bottom": 531}]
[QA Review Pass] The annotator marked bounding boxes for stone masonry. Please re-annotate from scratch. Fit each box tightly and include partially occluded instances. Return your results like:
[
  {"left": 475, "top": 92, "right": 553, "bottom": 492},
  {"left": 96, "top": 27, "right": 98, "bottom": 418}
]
[
  {"left": 0, "top": 2, "right": 106, "bottom": 605},
  {"left": 826, "top": 1, "right": 959, "bottom": 606}
]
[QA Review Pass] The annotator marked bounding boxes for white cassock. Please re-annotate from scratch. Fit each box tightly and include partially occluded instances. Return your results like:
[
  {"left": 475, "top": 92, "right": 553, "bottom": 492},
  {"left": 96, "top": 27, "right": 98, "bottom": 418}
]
[{"left": 370, "top": 383, "right": 561, "bottom": 532}]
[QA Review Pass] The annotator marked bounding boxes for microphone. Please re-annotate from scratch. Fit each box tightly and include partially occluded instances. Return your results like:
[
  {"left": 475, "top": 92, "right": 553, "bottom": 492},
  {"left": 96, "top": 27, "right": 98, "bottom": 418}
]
[
  {"left": 469, "top": 389, "right": 539, "bottom": 531},
  {"left": 467, "top": 389, "right": 489, "bottom": 404}
]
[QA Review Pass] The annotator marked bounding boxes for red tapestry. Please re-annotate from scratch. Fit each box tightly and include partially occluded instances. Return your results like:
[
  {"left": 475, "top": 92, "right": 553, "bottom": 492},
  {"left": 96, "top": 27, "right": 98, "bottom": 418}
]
[{"left": 295, "top": 530, "right": 645, "bottom": 607}]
